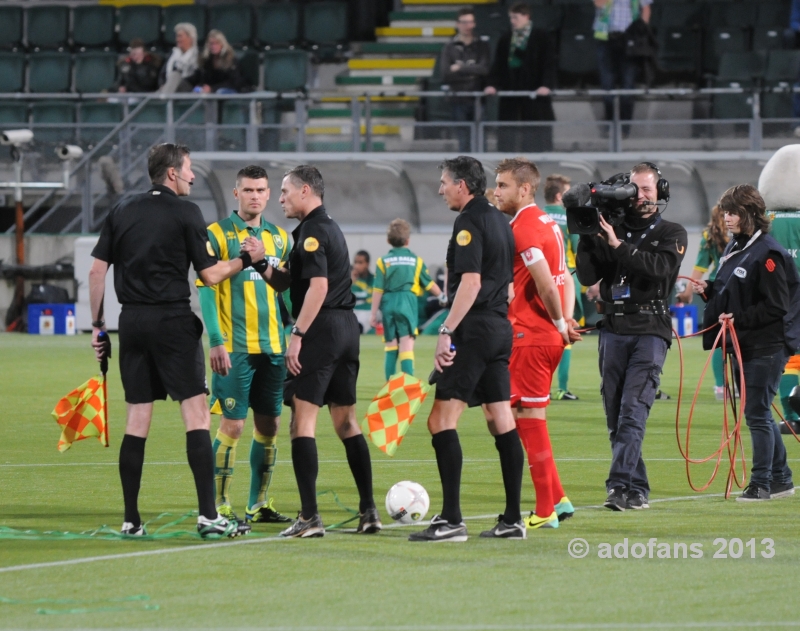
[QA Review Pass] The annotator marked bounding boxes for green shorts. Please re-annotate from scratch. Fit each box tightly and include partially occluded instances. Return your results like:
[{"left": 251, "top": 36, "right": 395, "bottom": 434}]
[
  {"left": 381, "top": 293, "right": 419, "bottom": 342},
  {"left": 210, "top": 352, "right": 286, "bottom": 419}
]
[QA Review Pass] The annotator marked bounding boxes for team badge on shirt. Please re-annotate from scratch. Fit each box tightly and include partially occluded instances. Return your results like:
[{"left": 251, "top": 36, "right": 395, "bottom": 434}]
[
  {"left": 273, "top": 233, "right": 284, "bottom": 249},
  {"left": 456, "top": 230, "right": 472, "bottom": 246},
  {"left": 304, "top": 237, "right": 319, "bottom": 252}
]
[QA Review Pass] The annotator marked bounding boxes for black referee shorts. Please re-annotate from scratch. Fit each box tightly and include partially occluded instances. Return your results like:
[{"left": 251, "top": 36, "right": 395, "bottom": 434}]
[
  {"left": 435, "top": 311, "right": 512, "bottom": 407},
  {"left": 119, "top": 305, "right": 207, "bottom": 404},
  {"left": 283, "top": 309, "right": 360, "bottom": 408}
]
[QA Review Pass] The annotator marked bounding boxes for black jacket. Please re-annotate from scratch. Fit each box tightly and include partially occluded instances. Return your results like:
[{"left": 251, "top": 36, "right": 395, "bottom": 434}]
[
  {"left": 189, "top": 55, "right": 248, "bottom": 93},
  {"left": 486, "top": 28, "right": 556, "bottom": 122},
  {"left": 439, "top": 37, "right": 491, "bottom": 92},
  {"left": 702, "top": 232, "right": 800, "bottom": 360},
  {"left": 117, "top": 54, "right": 162, "bottom": 93},
  {"left": 576, "top": 213, "right": 688, "bottom": 343}
]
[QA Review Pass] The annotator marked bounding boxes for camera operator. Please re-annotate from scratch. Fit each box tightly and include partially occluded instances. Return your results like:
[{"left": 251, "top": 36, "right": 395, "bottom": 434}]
[{"left": 574, "top": 162, "right": 687, "bottom": 511}]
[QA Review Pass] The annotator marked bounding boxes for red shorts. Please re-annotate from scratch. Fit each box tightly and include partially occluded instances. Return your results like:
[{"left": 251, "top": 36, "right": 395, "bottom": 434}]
[{"left": 509, "top": 345, "right": 564, "bottom": 408}]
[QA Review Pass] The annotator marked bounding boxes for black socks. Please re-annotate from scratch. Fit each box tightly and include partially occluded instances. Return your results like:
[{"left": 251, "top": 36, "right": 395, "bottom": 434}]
[
  {"left": 495, "top": 429, "right": 524, "bottom": 524},
  {"left": 432, "top": 429, "right": 463, "bottom": 524},
  {"left": 292, "top": 437, "right": 319, "bottom": 519},
  {"left": 186, "top": 429, "right": 217, "bottom": 520},
  {"left": 119, "top": 434, "right": 146, "bottom": 526},
  {"left": 343, "top": 434, "right": 375, "bottom": 513}
]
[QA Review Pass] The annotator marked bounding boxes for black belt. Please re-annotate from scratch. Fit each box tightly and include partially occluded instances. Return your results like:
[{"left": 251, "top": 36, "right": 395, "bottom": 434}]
[{"left": 598, "top": 300, "right": 670, "bottom": 316}]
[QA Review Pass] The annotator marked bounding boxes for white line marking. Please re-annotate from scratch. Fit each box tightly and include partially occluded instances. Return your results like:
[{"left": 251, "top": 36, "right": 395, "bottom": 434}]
[{"left": 181, "top": 624, "right": 800, "bottom": 630}]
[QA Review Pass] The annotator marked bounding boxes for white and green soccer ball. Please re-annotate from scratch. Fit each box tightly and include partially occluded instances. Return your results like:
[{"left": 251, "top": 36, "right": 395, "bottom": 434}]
[{"left": 385, "top": 481, "right": 430, "bottom": 525}]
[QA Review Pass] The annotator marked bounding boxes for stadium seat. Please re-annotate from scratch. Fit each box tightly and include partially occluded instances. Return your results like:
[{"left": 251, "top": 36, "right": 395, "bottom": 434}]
[
  {"left": 656, "top": 28, "right": 700, "bottom": 76},
  {"left": 704, "top": 28, "right": 749, "bottom": 75},
  {"left": 80, "top": 102, "right": 123, "bottom": 144},
  {"left": 208, "top": 5, "right": 253, "bottom": 49},
  {"left": 31, "top": 101, "right": 76, "bottom": 143},
  {"left": 706, "top": 1, "right": 758, "bottom": 28},
  {"left": 28, "top": 52, "right": 72, "bottom": 93},
  {"left": 0, "top": 53, "right": 25, "bottom": 93},
  {"left": 237, "top": 51, "right": 260, "bottom": 89},
  {"left": 555, "top": 2, "right": 595, "bottom": 32},
  {"left": 763, "top": 49, "right": 800, "bottom": 118},
  {"left": 255, "top": 3, "right": 301, "bottom": 49},
  {"left": 713, "top": 52, "right": 766, "bottom": 120},
  {"left": 118, "top": 6, "right": 162, "bottom": 48},
  {"left": 263, "top": 50, "right": 308, "bottom": 92},
  {"left": 303, "top": 2, "right": 349, "bottom": 47},
  {"left": 0, "top": 7, "right": 23, "bottom": 51},
  {"left": 175, "top": 102, "right": 205, "bottom": 125},
  {"left": 753, "top": 26, "right": 786, "bottom": 53},
  {"left": 163, "top": 6, "right": 208, "bottom": 47},
  {"left": 132, "top": 101, "right": 167, "bottom": 124},
  {"left": 26, "top": 6, "right": 69, "bottom": 51},
  {"left": 74, "top": 52, "right": 118, "bottom": 93},
  {"left": 73, "top": 6, "right": 117, "bottom": 51},
  {"left": 756, "top": 1, "right": 791, "bottom": 28},
  {"left": 0, "top": 102, "right": 28, "bottom": 124},
  {"left": 557, "top": 31, "right": 598, "bottom": 87},
  {"left": 651, "top": 2, "right": 704, "bottom": 31}
]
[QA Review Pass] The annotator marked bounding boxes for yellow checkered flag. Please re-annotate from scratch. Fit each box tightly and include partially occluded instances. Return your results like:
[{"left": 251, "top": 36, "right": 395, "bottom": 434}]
[{"left": 361, "top": 373, "right": 430, "bottom": 457}]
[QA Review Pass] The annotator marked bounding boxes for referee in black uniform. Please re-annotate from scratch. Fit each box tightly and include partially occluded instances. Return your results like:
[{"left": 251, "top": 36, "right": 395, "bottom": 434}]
[
  {"left": 265, "top": 165, "right": 379, "bottom": 538},
  {"left": 88, "top": 143, "right": 265, "bottom": 539},
  {"left": 409, "top": 156, "right": 525, "bottom": 542}
]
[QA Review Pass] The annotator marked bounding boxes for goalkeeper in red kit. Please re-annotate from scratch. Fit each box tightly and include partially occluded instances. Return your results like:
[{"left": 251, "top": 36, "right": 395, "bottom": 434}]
[{"left": 491, "top": 157, "right": 581, "bottom": 529}]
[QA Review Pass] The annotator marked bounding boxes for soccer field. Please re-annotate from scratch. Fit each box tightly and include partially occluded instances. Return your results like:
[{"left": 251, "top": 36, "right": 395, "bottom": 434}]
[{"left": 1, "top": 332, "right": 799, "bottom": 630}]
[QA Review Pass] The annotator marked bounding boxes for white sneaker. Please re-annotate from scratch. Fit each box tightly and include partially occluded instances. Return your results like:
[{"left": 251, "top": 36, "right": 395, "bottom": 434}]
[{"left": 120, "top": 521, "right": 147, "bottom": 536}]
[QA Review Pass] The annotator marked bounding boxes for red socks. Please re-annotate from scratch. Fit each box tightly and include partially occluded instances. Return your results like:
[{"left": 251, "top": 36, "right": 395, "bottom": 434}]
[{"left": 516, "top": 417, "right": 564, "bottom": 518}]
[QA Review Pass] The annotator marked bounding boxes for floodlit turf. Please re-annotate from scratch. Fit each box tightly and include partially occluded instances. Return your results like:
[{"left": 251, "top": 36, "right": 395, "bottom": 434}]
[{"left": 1, "top": 331, "right": 800, "bottom": 630}]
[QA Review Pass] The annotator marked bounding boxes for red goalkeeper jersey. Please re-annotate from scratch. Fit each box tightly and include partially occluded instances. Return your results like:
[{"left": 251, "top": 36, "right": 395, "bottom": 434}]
[{"left": 508, "top": 204, "right": 567, "bottom": 347}]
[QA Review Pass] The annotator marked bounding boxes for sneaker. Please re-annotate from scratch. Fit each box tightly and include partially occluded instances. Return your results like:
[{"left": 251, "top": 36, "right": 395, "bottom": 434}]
[
  {"left": 120, "top": 522, "right": 147, "bottom": 536},
  {"left": 197, "top": 514, "right": 250, "bottom": 539},
  {"left": 625, "top": 491, "right": 650, "bottom": 510},
  {"left": 555, "top": 496, "right": 575, "bottom": 522},
  {"left": 356, "top": 507, "right": 382, "bottom": 534},
  {"left": 779, "top": 420, "right": 800, "bottom": 435},
  {"left": 770, "top": 481, "right": 796, "bottom": 499},
  {"left": 604, "top": 487, "right": 627, "bottom": 512},
  {"left": 408, "top": 514, "right": 467, "bottom": 542},
  {"left": 555, "top": 389, "right": 579, "bottom": 401},
  {"left": 245, "top": 498, "right": 292, "bottom": 523},
  {"left": 279, "top": 513, "right": 325, "bottom": 538},
  {"left": 217, "top": 503, "right": 239, "bottom": 521},
  {"left": 736, "top": 484, "right": 770, "bottom": 502},
  {"left": 480, "top": 515, "right": 527, "bottom": 539},
  {"left": 524, "top": 511, "right": 559, "bottom": 529},
  {"left": 714, "top": 386, "right": 725, "bottom": 401},
  {"left": 654, "top": 389, "right": 671, "bottom": 400}
]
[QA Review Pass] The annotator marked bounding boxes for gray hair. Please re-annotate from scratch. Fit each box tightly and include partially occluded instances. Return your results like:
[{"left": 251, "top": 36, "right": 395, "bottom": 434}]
[{"left": 174, "top": 22, "right": 198, "bottom": 46}]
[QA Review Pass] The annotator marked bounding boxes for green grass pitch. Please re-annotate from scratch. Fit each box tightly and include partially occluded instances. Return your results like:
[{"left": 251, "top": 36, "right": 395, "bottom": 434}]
[{"left": 1, "top": 332, "right": 799, "bottom": 630}]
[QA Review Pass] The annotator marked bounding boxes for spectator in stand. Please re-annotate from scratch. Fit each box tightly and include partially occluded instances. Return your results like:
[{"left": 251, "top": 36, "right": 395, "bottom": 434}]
[
  {"left": 117, "top": 39, "right": 162, "bottom": 94},
  {"left": 484, "top": 2, "right": 556, "bottom": 153},
  {"left": 190, "top": 30, "right": 249, "bottom": 94},
  {"left": 593, "top": 0, "right": 652, "bottom": 129},
  {"left": 440, "top": 8, "right": 491, "bottom": 151},
  {"left": 160, "top": 23, "right": 199, "bottom": 93}
]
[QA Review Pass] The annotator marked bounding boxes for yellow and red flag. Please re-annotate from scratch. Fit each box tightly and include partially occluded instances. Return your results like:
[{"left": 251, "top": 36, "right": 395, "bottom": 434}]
[
  {"left": 361, "top": 373, "right": 430, "bottom": 457},
  {"left": 52, "top": 375, "right": 109, "bottom": 452}
]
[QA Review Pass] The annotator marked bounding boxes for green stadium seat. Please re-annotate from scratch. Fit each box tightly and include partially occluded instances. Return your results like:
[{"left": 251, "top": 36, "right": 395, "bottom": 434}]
[
  {"left": 0, "top": 7, "right": 23, "bottom": 51},
  {"left": 31, "top": 101, "right": 76, "bottom": 143},
  {"left": 753, "top": 26, "right": 786, "bottom": 53},
  {"left": 713, "top": 52, "right": 767, "bottom": 120},
  {"left": 118, "top": 6, "right": 162, "bottom": 48},
  {"left": 208, "top": 5, "right": 253, "bottom": 49},
  {"left": 765, "top": 50, "right": 800, "bottom": 83},
  {"left": 532, "top": 6, "right": 563, "bottom": 32},
  {"left": 303, "top": 2, "right": 349, "bottom": 46},
  {"left": 0, "top": 53, "right": 25, "bottom": 93},
  {"left": 263, "top": 50, "right": 308, "bottom": 92},
  {"left": 73, "top": 6, "right": 117, "bottom": 50},
  {"left": 28, "top": 52, "right": 72, "bottom": 93},
  {"left": 163, "top": 6, "right": 207, "bottom": 46},
  {"left": 0, "top": 103, "right": 28, "bottom": 124},
  {"left": 80, "top": 102, "right": 122, "bottom": 144},
  {"left": 132, "top": 101, "right": 167, "bottom": 124},
  {"left": 704, "top": 28, "right": 748, "bottom": 75},
  {"left": 74, "top": 52, "right": 118, "bottom": 93},
  {"left": 237, "top": 50, "right": 260, "bottom": 88},
  {"left": 651, "top": 2, "right": 703, "bottom": 31},
  {"left": 555, "top": 2, "right": 595, "bottom": 32},
  {"left": 26, "top": 6, "right": 69, "bottom": 51},
  {"left": 175, "top": 102, "right": 205, "bottom": 124},
  {"left": 557, "top": 31, "right": 598, "bottom": 86},
  {"left": 762, "top": 91, "right": 793, "bottom": 119},
  {"left": 756, "top": 1, "right": 790, "bottom": 27},
  {"left": 706, "top": 1, "right": 758, "bottom": 28},
  {"left": 656, "top": 28, "right": 700, "bottom": 75},
  {"left": 255, "top": 3, "right": 300, "bottom": 48}
]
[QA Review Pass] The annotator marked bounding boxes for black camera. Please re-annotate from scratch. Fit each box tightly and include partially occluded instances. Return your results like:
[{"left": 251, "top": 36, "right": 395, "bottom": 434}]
[{"left": 563, "top": 173, "right": 639, "bottom": 235}]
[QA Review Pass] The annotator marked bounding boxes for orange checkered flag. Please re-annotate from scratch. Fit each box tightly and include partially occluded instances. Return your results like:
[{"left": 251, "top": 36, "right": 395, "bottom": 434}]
[
  {"left": 52, "top": 375, "right": 109, "bottom": 452},
  {"left": 361, "top": 373, "right": 430, "bottom": 457}
]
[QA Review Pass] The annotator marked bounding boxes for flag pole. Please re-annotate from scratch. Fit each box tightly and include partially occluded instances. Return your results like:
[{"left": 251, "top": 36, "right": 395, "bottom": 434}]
[{"left": 98, "top": 331, "right": 110, "bottom": 448}]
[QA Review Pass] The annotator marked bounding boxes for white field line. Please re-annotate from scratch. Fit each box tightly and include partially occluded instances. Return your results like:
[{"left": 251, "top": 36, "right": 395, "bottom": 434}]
[{"left": 0, "top": 490, "right": 747, "bottom": 575}]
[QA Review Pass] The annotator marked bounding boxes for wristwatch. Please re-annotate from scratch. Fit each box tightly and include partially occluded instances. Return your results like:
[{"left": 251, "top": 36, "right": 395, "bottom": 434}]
[
  {"left": 92, "top": 320, "right": 105, "bottom": 328},
  {"left": 290, "top": 325, "right": 305, "bottom": 338},
  {"left": 438, "top": 324, "right": 454, "bottom": 336}
]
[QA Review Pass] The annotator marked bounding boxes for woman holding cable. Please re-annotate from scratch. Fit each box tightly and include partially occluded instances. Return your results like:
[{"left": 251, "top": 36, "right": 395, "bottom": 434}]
[{"left": 691, "top": 184, "right": 800, "bottom": 502}]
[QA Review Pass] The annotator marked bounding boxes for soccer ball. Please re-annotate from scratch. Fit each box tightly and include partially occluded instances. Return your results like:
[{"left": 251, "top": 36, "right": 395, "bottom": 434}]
[{"left": 385, "top": 481, "right": 430, "bottom": 524}]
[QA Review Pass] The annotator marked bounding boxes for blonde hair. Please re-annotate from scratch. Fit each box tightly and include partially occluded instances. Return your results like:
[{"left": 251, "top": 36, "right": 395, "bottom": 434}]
[
  {"left": 174, "top": 22, "right": 198, "bottom": 47},
  {"left": 495, "top": 157, "right": 541, "bottom": 192},
  {"left": 387, "top": 219, "right": 411, "bottom": 248},
  {"left": 202, "top": 29, "right": 235, "bottom": 69}
]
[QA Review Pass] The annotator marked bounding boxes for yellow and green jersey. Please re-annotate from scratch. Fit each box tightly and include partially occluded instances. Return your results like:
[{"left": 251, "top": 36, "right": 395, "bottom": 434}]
[
  {"left": 374, "top": 247, "right": 436, "bottom": 297},
  {"left": 769, "top": 210, "right": 800, "bottom": 276},
  {"left": 351, "top": 271, "right": 374, "bottom": 311},
  {"left": 196, "top": 211, "right": 290, "bottom": 355},
  {"left": 693, "top": 228, "right": 725, "bottom": 282}
]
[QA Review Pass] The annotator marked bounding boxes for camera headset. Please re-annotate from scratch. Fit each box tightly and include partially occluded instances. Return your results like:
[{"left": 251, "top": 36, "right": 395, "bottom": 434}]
[{"left": 638, "top": 161, "right": 669, "bottom": 204}]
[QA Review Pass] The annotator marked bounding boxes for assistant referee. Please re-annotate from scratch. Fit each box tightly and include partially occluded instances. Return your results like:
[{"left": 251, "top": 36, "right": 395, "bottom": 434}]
[
  {"left": 88, "top": 143, "right": 265, "bottom": 539},
  {"left": 409, "top": 156, "right": 525, "bottom": 542},
  {"left": 263, "top": 164, "right": 380, "bottom": 539}
]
